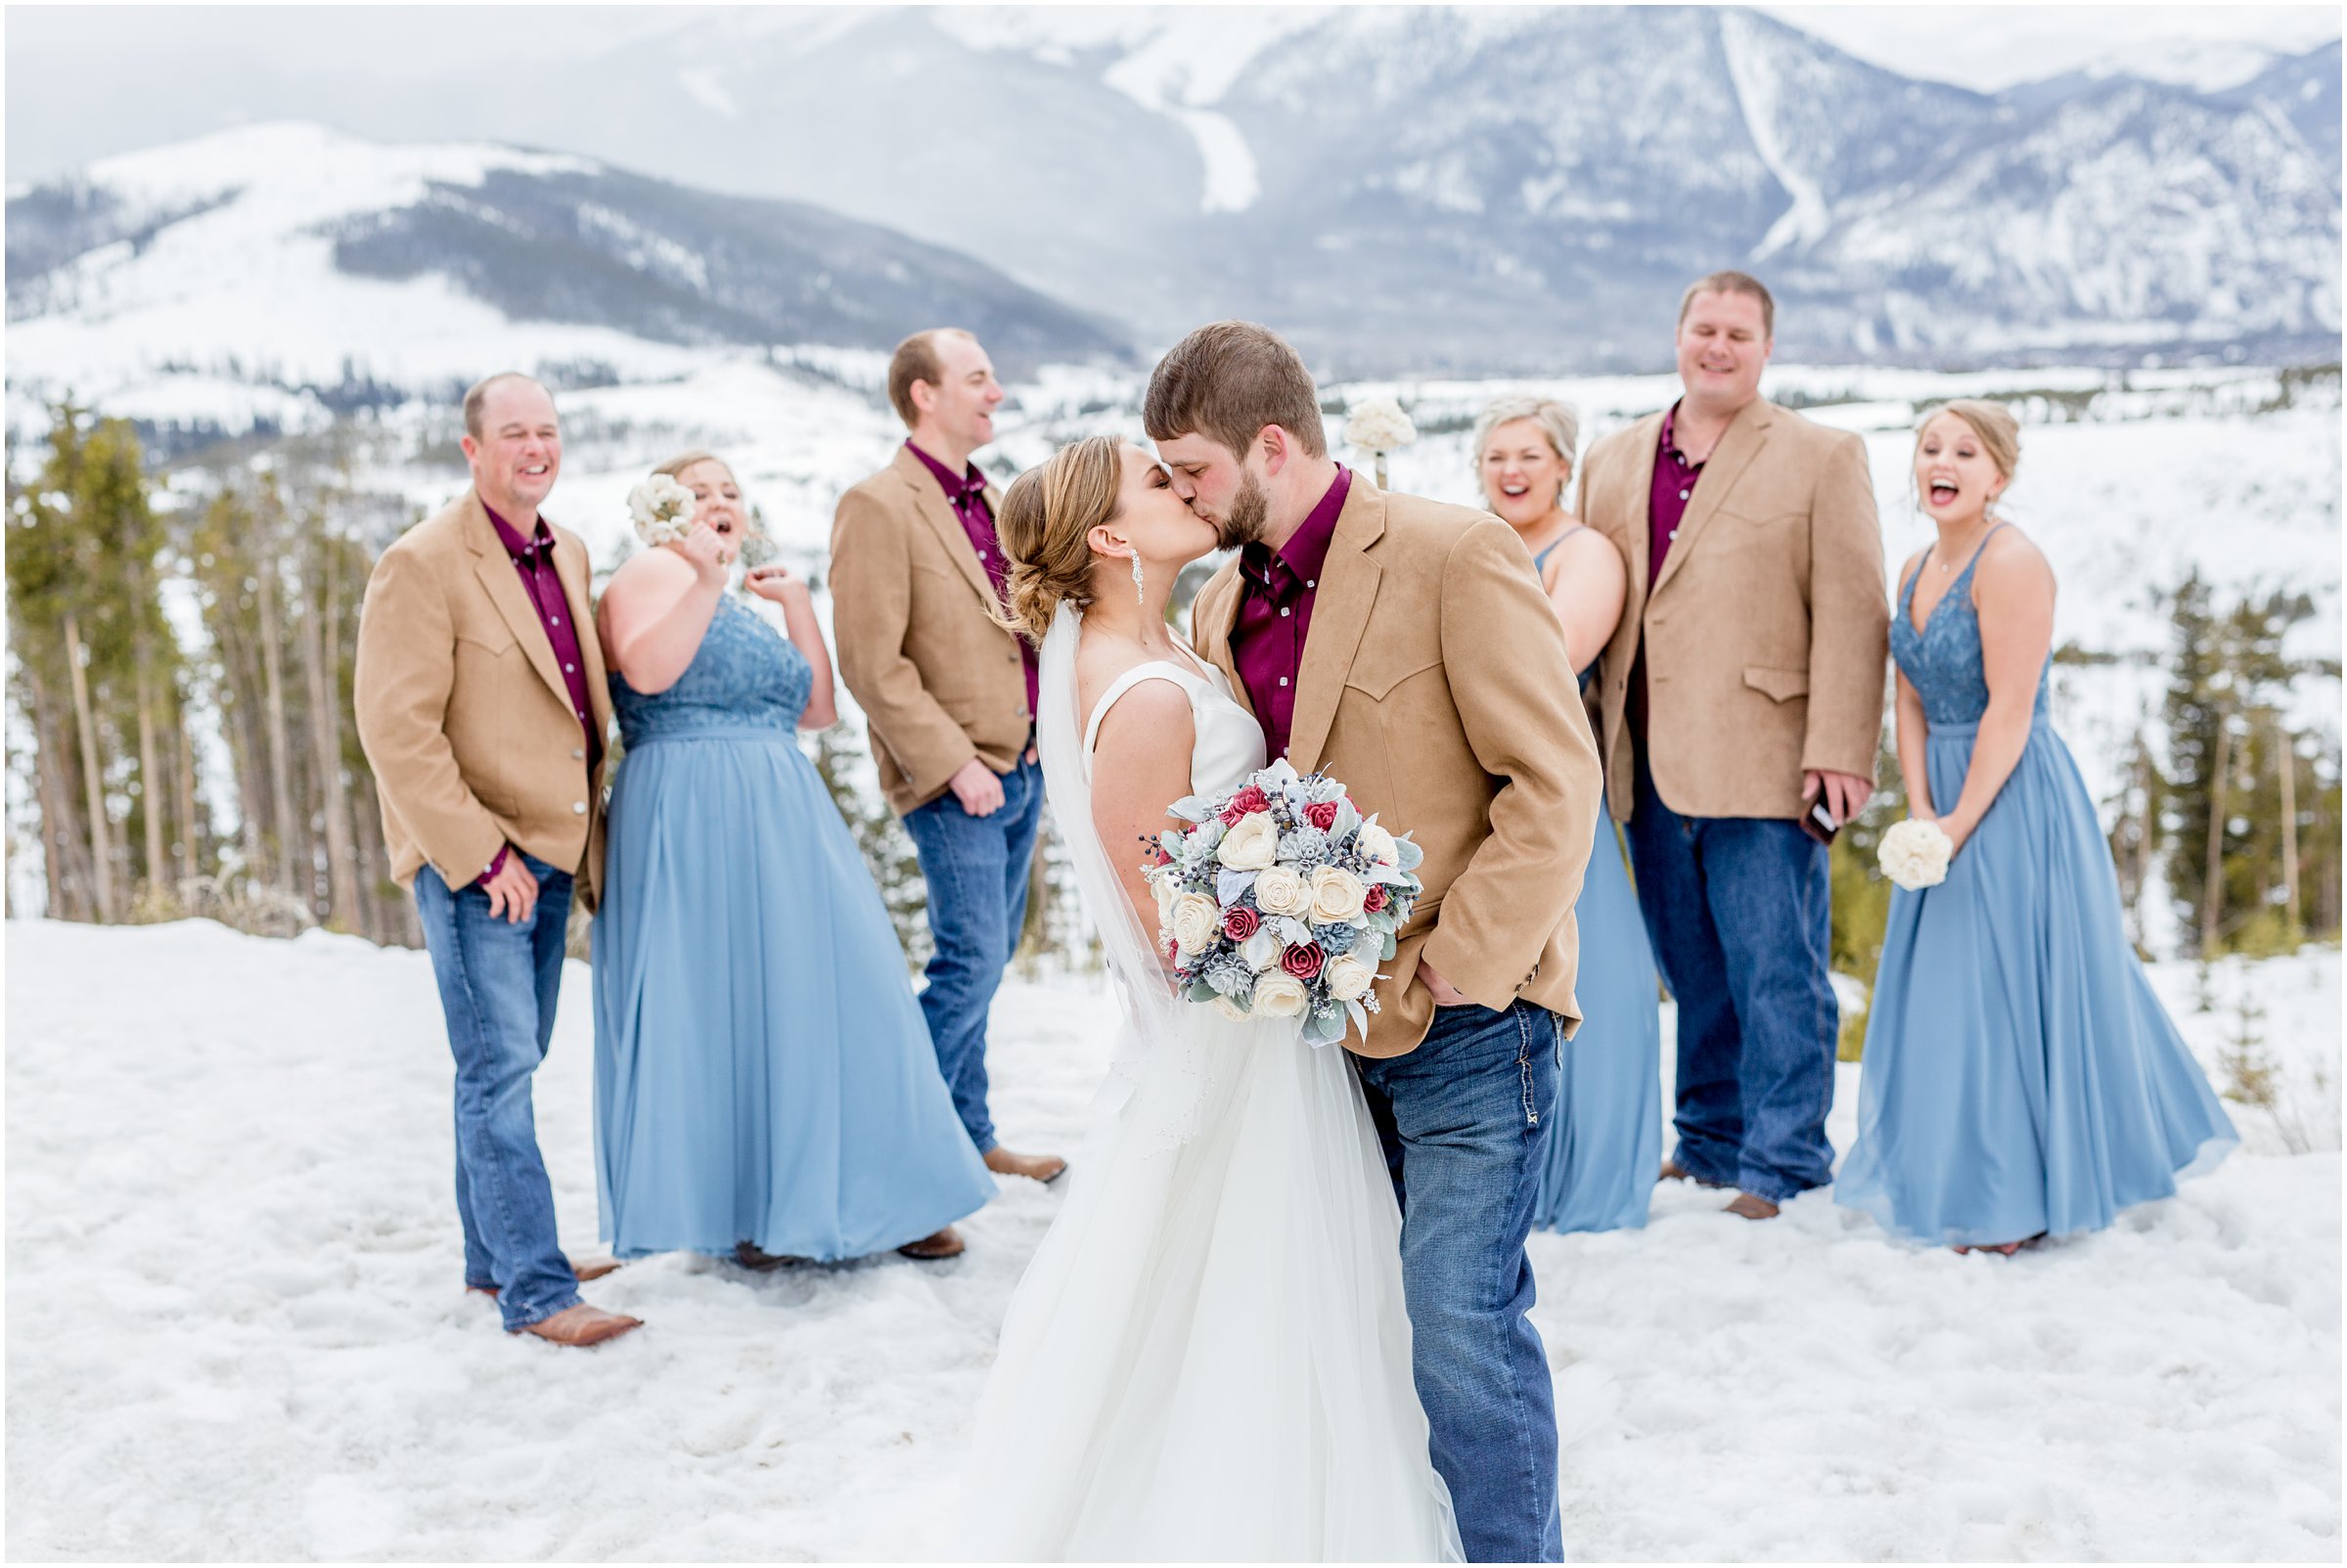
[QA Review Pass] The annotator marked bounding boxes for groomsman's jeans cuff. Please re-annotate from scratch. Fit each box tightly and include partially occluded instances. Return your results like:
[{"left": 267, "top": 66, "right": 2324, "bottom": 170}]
[
  {"left": 413, "top": 854, "right": 583, "bottom": 1332},
  {"left": 903, "top": 758, "right": 1045, "bottom": 1154},
  {"left": 1625, "top": 761, "right": 1838, "bottom": 1204},
  {"left": 1357, "top": 1000, "right": 1564, "bottom": 1564}
]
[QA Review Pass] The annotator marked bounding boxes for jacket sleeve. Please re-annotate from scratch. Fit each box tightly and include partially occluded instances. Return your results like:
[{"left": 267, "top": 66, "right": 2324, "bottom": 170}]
[
  {"left": 351, "top": 545, "right": 507, "bottom": 885},
  {"left": 829, "top": 485, "right": 981, "bottom": 797},
  {"left": 1419, "top": 519, "right": 1606, "bottom": 1008},
  {"left": 1800, "top": 431, "right": 1891, "bottom": 781}
]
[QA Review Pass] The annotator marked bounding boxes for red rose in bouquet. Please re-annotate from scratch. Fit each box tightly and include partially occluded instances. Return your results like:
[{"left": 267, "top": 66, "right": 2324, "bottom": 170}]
[
  {"left": 1219, "top": 783, "right": 1273, "bottom": 825},
  {"left": 1281, "top": 942, "right": 1325, "bottom": 980},
  {"left": 1224, "top": 906, "right": 1260, "bottom": 941},
  {"left": 1302, "top": 799, "right": 1340, "bottom": 831},
  {"left": 1364, "top": 883, "right": 1390, "bottom": 914}
]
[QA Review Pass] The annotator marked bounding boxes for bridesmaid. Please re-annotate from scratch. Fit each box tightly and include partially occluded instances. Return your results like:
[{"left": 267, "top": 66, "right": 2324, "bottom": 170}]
[
  {"left": 1836, "top": 402, "right": 2235, "bottom": 1252},
  {"left": 591, "top": 451, "right": 995, "bottom": 1267},
  {"left": 1474, "top": 396, "right": 1663, "bottom": 1232}
]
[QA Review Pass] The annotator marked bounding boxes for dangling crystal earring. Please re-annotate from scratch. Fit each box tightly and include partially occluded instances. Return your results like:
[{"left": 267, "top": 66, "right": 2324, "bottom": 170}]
[{"left": 1131, "top": 551, "right": 1147, "bottom": 605}]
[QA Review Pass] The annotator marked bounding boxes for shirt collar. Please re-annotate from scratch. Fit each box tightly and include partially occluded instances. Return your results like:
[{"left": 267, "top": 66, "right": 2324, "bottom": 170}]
[
  {"left": 1244, "top": 467, "right": 1351, "bottom": 595},
  {"left": 905, "top": 439, "right": 988, "bottom": 508},
  {"left": 481, "top": 500, "right": 555, "bottom": 561}
]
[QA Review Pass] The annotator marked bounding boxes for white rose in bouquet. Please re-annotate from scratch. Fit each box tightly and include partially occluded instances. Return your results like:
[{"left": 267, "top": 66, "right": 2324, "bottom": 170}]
[
  {"left": 1170, "top": 892, "right": 1223, "bottom": 957},
  {"left": 1253, "top": 864, "right": 1309, "bottom": 917},
  {"left": 1878, "top": 818, "right": 1954, "bottom": 891},
  {"left": 1217, "top": 811, "right": 1280, "bottom": 871},
  {"left": 1150, "top": 867, "right": 1181, "bottom": 924},
  {"left": 1241, "top": 925, "right": 1286, "bottom": 972},
  {"left": 1355, "top": 823, "right": 1399, "bottom": 868},
  {"left": 1345, "top": 397, "right": 1419, "bottom": 456},
  {"left": 1309, "top": 865, "right": 1370, "bottom": 924},
  {"left": 1324, "top": 953, "right": 1376, "bottom": 1002},
  {"left": 1211, "top": 993, "right": 1255, "bottom": 1023},
  {"left": 1251, "top": 973, "right": 1312, "bottom": 1018},
  {"left": 627, "top": 473, "right": 698, "bottom": 547}
]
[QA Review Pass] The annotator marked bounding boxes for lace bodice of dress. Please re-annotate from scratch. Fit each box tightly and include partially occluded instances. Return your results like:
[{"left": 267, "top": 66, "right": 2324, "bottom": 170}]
[
  {"left": 612, "top": 597, "right": 810, "bottom": 746},
  {"left": 1082, "top": 644, "right": 1266, "bottom": 797},
  {"left": 1892, "top": 526, "right": 2051, "bottom": 728}
]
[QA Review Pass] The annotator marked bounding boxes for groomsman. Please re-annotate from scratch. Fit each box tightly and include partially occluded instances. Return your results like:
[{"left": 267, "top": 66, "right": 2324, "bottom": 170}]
[
  {"left": 831, "top": 330, "right": 1066, "bottom": 1185},
  {"left": 1579, "top": 272, "right": 1889, "bottom": 1220},
  {"left": 353, "top": 372, "right": 638, "bottom": 1345}
]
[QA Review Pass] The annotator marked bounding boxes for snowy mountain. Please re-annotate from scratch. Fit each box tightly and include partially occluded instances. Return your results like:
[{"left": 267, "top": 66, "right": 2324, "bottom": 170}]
[
  {"left": 3, "top": 122, "right": 1128, "bottom": 443},
  {"left": 504, "top": 6, "right": 2338, "bottom": 373}
]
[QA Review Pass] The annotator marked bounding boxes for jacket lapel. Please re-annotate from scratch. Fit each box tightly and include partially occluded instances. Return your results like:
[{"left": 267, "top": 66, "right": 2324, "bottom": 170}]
[
  {"left": 1619, "top": 410, "right": 1664, "bottom": 611},
  {"left": 552, "top": 530, "right": 612, "bottom": 745},
  {"left": 893, "top": 444, "right": 997, "bottom": 606},
  {"left": 1650, "top": 399, "right": 1774, "bottom": 602},
  {"left": 1286, "top": 479, "right": 1386, "bottom": 774},
  {"left": 462, "top": 494, "right": 573, "bottom": 712}
]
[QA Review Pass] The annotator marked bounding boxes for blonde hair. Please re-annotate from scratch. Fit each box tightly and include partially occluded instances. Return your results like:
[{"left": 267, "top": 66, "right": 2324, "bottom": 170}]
[
  {"left": 994, "top": 435, "right": 1125, "bottom": 646},
  {"left": 1470, "top": 396, "right": 1581, "bottom": 488},
  {"left": 1917, "top": 400, "right": 2021, "bottom": 486},
  {"left": 652, "top": 448, "right": 735, "bottom": 485},
  {"left": 1678, "top": 270, "right": 1776, "bottom": 336}
]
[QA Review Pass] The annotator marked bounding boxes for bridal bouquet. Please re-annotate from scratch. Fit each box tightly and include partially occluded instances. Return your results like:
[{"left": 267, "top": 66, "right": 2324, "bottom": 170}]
[
  {"left": 627, "top": 473, "right": 697, "bottom": 546},
  {"left": 1145, "top": 758, "right": 1425, "bottom": 1047},
  {"left": 1877, "top": 818, "right": 1954, "bottom": 890}
]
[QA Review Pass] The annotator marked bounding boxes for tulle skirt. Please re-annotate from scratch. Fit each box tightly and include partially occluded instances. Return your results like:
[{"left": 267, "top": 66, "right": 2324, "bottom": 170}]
[
  {"left": 1836, "top": 717, "right": 2236, "bottom": 1246},
  {"left": 1533, "top": 800, "right": 1662, "bottom": 1232},
  {"left": 961, "top": 995, "right": 1463, "bottom": 1561},
  {"left": 591, "top": 727, "right": 995, "bottom": 1262}
]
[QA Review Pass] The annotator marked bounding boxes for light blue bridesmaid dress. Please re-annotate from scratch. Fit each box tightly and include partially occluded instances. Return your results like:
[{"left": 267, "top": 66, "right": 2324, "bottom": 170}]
[
  {"left": 591, "top": 597, "right": 996, "bottom": 1261},
  {"left": 1530, "top": 528, "right": 1664, "bottom": 1232},
  {"left": 1835, "top": 526, "right": 2235, "bottom": 1246}
]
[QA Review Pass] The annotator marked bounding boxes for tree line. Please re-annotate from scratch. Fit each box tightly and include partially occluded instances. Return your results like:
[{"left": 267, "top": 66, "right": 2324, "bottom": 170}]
[{"left": 7, "top": 410, "right": 2339, "bottom": 1004}]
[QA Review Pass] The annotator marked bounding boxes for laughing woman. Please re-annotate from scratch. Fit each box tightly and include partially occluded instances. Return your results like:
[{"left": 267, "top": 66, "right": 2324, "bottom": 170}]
[
  {"left": 591, "top": 451, "right": 994, "bottom": 1269},
  {"left": 1474, "top": 396, "right": 1663, "bottom": 1232},
  {"left": 1835, "top": 403, "right": 2234, "bottom": 1253}
]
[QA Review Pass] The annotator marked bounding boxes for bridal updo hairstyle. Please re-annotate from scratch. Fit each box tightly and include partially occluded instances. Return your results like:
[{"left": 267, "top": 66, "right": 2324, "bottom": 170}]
[
  {"left": 1468, "top": 396, "right": 1581, "bottom": 478},
  {"left": 1915, "top": 399, "right": 2022, "bottom": 488},
  {"left": 652, "top": 448, "right": 733, "bottom": 484},
  {"left": 995, "top": 434, "right": 1126, "bottom": 646}
]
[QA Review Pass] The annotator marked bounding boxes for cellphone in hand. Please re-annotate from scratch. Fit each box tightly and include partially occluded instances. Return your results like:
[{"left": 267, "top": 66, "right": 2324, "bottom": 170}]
[{"left": 1799, "top": 797, "right": 1839, "bottom": 846}]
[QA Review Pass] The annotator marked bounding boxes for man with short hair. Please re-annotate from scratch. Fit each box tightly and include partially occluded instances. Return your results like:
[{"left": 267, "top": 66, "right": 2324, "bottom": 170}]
[
  {"left": 831, "top": 329, "right": 1064, "bottom": 1186},
  {"left": 354, "top": 372, "right": 638, "bottom": 1346},
  {"left": 1159, "top": 319, "right": 1602, "bottom": 1564},
  {"left": 1578, "top": 271, "right": 1890, "bottom": 1221}
]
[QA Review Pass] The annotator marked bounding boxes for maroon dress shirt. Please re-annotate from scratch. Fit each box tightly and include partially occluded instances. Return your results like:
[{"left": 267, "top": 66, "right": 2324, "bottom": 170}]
[
  {"left": 1631, "top": 403, "right": 1707, "bottom": 742},
  {"left": 1229, "top": 468, "right": 1351, "bottom": 762},
  {"left": 908, "top": 441, "right": 1040, "bottom": 722},
  {"left": 478, "top": 503, "right": 600, "bottom": 886}
]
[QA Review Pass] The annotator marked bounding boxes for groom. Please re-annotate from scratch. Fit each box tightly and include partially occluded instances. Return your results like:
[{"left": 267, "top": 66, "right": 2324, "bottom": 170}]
[{"left": 1154, "top": 322, "right": 1602, "bottom": 1563}]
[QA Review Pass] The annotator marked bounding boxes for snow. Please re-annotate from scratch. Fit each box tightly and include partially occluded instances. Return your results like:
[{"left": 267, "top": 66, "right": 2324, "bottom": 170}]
[{"left": 6, "top": 918, "right": 2338, "bottom": 1560}]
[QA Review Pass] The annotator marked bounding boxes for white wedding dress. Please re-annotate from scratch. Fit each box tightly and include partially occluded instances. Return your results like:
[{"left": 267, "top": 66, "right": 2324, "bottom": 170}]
[{"left": 960, "top": 604, "right": 1462, "bottom": 1562}]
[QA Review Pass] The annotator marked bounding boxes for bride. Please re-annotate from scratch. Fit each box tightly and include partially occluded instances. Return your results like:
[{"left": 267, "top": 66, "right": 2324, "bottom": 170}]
[{"left": 959, "top": 436, "right": 1461, "bottom": 1561}]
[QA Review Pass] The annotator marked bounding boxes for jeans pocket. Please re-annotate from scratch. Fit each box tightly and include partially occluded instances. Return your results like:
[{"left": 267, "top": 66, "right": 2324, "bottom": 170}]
[{"left": 1514, "top": 1007, "right": 1540, "bottom": 1129}]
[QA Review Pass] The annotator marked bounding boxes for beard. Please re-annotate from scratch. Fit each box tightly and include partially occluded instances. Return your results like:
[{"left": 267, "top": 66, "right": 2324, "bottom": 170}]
[{"left": 1214, "top": 468, "right": 1271, "bottom": 551}]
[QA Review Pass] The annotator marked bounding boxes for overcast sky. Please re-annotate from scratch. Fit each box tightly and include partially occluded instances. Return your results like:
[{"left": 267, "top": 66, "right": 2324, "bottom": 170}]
[{"left": 7, "top": 4, "right": 2339, "bottom": 184}]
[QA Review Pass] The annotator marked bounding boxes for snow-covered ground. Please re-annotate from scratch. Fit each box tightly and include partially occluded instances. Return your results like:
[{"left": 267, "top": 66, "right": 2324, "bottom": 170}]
[{"left": 7, "top": 919, "right": 2338, "bottom": 1561}]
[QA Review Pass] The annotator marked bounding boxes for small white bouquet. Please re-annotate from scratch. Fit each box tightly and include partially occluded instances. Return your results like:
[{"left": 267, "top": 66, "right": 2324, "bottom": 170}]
[
  {"left": 1345, "top": 396, "right": 1418, "bottom": 488},
  {"left": 1145, "top": 758, "right": 1425, "bottom": 1048},
  {"left": 627, "top": 473, "right": 697, "bottom": 546},
  {"left": 1877, "top": 818, "right": 1954, "bottom": 890}
]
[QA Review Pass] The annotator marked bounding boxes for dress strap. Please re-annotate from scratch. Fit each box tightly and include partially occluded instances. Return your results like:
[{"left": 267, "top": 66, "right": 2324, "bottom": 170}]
[
  {"left": 1956, "top": 520, "right": 2011, "bottom": 581},
  {"left": 1531, "top": 524, "right": 1587, "bottom": 577},
  {"left": 1083, "top": 662, "right": 1199, "bottom": 760}
]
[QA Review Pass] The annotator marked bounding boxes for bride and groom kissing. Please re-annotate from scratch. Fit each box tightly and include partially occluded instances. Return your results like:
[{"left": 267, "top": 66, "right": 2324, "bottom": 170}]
[{"left": 960, "top": 321, "right": 1604, "bottom": 1562}]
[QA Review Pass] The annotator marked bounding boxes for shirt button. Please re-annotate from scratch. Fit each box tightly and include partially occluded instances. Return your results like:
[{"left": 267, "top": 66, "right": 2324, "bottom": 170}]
[
  {"left": 1279, "top": 677, "right": 1290, "bottom": 688},
  {"left": 1306, "top": 579, "right": 1316, "bottom": 589},
  {"left": 572, "top": 747, "right": 585, "bottom": 761},
  {"left": 551, "top": 615, "right": 561, "bottom": 625},
  {"left": 1280, "top": 606, "right": 1291, "bottom": 618},
  {"left": 1679, "top": 490, "right": 1690, "bottom": 501},
  {"left": 571, "top": 801, "right": 587, "bottom": 815},
  {"left": 1669, "top": 528, "right": 1680, "bottom": 541},
  {"left": 564, "top": 663, "right": 575, "bottom": 673}
]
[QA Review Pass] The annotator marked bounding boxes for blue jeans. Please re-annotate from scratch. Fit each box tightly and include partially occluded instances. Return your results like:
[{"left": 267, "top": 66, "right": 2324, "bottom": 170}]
[
  {"left": 902, "top": 757, "right": 1044, "bottom": 1153},
  {"left": 1356, "top": 1000, "right": 1563, "bottom": 1564},
  {"left": 1624, "top": 757, "right": 1838, "bottom": 1202},
  {"left": 412, "top": 852, "right": 581, "bottom": 1331}
]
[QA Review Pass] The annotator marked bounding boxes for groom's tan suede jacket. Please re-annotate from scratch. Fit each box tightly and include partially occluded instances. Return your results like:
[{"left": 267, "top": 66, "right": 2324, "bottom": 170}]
[
  {"left": 1194, "top": 475, "right": 1604, "bottom": 1059},
  {"left": 353, "top": 490, "right": 614, "bottom": 911},
  {"left": 1579, "top": 397, "right": 1889, "bottom": 824},
  {"left": 831, "top": 444, "right": 1034, "bottom": 816}
]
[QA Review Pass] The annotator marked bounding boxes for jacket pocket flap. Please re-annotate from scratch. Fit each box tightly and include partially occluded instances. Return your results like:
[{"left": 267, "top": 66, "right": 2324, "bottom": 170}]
[{"left": 1743, "top": 664, "right": 1809, "bottom": 702}]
